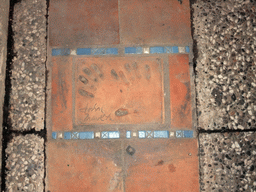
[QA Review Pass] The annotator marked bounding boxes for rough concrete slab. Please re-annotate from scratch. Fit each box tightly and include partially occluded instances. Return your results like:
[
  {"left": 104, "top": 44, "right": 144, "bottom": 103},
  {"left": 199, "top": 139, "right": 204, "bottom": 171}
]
[
  {"left": 9, "top": 0, "right": 46, "bottom": 131},
  {"left": 5, "top": 134, "right": 44, "bottom": 192},
  {"left": 199, "top": 132, "right": 256, "bottom": 191},
  {"left": 0, "top": 0, "right": 10, "bottom": 186},
  {"left": 193, "top": 0, "right": 256, "bottom": 130}
]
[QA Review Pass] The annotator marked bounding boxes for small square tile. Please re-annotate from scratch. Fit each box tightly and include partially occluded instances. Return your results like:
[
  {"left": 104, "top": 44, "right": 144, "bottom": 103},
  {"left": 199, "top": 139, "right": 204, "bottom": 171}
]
[
  {"left": 154, "top": 131, "right": 169, "bottom": 138},
  {"left": 52, "top": 48, "right": 70, "bottom": 56},
  {"left": 165, "top": 46, "right": 173, "bottom": 53},
  {"left": 143, "top": 47, "right": 150, "bottom": 54},
  {"left": 185, "top": 46, "right": 190, "bottom": 53},
  {"left": 70, "top": 49, "right": 76, "bottom": 55},
  {"left": 176, "top": 130, "right": 184, "bottom": 138},
  {"left": 150, "top": 46, "right": 165, "bottom": 54},
  {"left": 79, "top": 132, "right": 94, "bottom": 139},
  {"left": 52, "top": 132, "right": 57, "bottom": 139},
  {"left": 64, "top": 132, "right": 71, "bottom": 140},
  {"left": 106, "top": 48, "right": 118, "bottom": 55},
  {"left": 102, "top": 132, "right": 109, "bottom": 139},
  {"left": 132, "top": 132, "right": 137, "bottom": 137},
  {"left": 92, "top": 48, "right": 106, "bottom": 55},
  {"left": 178, "top": 47, "right": 186, "bottom": 53},
  {"left": 109, "top": 131, "right": 120, "bottom": 139},
  {"left": 172, "top": 46, "right": 179, "bottom": 53},
  {"left": 57, "top": 133, "right": 63, "bottom": 139},
  {"left": 126, "top": 131, "right": 131, "bottom": 139},
  {"left": 95, "top": 132, "right": 101, "bottom": 138},
  {"left": 138, "top": 131, "right": 146, "bottom": 139},
  {"left": 71, "top": 132, "right": 79, "bottom": 139},
  {"left": 146, "top": 131, "right": 153, "bottom": 138},
  {"left": 184, "top": 130, "right": 194, "bottom": 138},
  {"left": 136, "top": 47, "right": 143, "bottom": 54},
  {"left": 169, "top": 132, "right": 175, "bottom": 137},
  {"left": 77, "top": 48, "right": 91, "bottom": 55}
]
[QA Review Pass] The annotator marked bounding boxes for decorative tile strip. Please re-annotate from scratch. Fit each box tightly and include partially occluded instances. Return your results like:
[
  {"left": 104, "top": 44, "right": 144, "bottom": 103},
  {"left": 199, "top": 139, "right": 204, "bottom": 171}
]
[
  {"left": 176, "top": 130, "right": 194, "bottom": 138},
  {"left": 101, "top": 131, "right": 120, "bottom": 139},
  {"left": 125, "top": 46, "right": 190, "bottom": 54},
  {"left": 52, "top": 47, "right": 118, "bottom": 56},
  {"left": 52, "top": 46, "right": 189, "bottom": 56},
  {"left": 125, "top": 47, "right": 143, "bottom": 54},
  {"left": 52, "top": 48, "right": 70, "bottom": 56},
  {"left": 52, "top": 130, "right": 194, "bottom": 140}
]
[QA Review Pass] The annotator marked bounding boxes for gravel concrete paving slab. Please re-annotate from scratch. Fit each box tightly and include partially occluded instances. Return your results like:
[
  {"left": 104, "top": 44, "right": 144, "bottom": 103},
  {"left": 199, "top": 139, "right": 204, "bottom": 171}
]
[
  {"left": 193, "top": 0, "right": 256, "bottom": 130},
  {"left": 5, "top": 134, "right": 44, "bottom": 192},
  {"left": 200, "top": 132, "right": 256, "bottom": 191},
  {"left": 9, "top": 0, "right": 46, "bottom": 131}
]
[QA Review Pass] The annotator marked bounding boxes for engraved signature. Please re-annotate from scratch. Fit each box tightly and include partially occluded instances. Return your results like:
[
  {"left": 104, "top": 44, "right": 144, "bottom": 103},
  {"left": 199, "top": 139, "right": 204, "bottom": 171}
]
[
  {"left": 83, "top": 113, "right": 113, "bottom": 122},
  {"left": 79, "top": 103, "right": 104, "bottom": 114},
  {"left": 79, "top": 103, "right": 113, "bottom": 122}
]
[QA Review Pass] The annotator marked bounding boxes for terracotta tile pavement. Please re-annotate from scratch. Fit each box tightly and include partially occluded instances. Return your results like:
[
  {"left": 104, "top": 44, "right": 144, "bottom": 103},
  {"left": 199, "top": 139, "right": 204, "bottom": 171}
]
[{"left": 47, "top": 0, "right": 198, "bottom": 191}]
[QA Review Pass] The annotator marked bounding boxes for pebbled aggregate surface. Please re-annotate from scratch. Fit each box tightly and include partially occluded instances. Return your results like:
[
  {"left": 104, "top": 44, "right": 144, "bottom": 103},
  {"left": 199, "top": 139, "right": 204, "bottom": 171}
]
[
  {"left": 199, "top": 132, "right": 256, "bottom": 192},
  {"left": 9, "top": 0, "right": 46, "bottom": 131},
  {"left": 5, "top": 134, "right": 44, "bottom": 192},
  {"left": 193, "top": 0, "right": 256, "bottom": 130}
]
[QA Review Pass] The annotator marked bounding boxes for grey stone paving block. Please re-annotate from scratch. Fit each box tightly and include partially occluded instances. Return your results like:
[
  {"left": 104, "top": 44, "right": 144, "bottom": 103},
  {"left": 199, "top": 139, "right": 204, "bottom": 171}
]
[
  {"left": 9, "top": 0, "right": 46, "bottom": 131},
  {"left": 193, "top": 0, "right": 256, "bottom": 130},
  {"left": 5, "top": 134, "right": 44, "bottom": 192},
  {"left": 199, "top": 132, "right": 256, "bottom": 191}
]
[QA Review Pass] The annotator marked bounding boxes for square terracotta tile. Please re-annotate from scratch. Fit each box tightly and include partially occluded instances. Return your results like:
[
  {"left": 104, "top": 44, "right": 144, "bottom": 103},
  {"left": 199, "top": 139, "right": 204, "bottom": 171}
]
[
  {"left": 52, "top": 57, "right": 73, "bottom": 131},
  {"left": 49, "top": 0, "right": 119, "bottom": 47},
  {"left": 47, "top": 140, "right": 123, "bottom": 192},
  {"left": 120, "top": 0, "right": 192, "bottom": 45},
  {"left": 75, "top": 57, "right": 164, "bottom": 125},
  {"left": 124, "top": 139, "right": 199, "bottom": 192},
  {"left": 169, "top": 54, "right": 192, "bottom": 129}
]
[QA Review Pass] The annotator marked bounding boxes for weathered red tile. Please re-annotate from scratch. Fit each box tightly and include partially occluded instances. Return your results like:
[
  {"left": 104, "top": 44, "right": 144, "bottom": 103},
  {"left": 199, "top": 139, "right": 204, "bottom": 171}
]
[
  {"left": 124, "top": 139, "right": 199, "bottom": 192},
  {"left": 49, "top": 0, "right": 119, "bottom": 47},
  {"left": 47, "top": 141, "right": 123, "bottom": 192},
  {"left": 169, "top": 54, "right": 192, "bottom": 129},
  {"left": 75, "top": 57, "right": 164, "bottom": 125},
  {"left": 52, "top": 57, "right": 73, "bottom": 131},
  {"left": 120, "top": 0, "right": 192, "bottom": 45}
]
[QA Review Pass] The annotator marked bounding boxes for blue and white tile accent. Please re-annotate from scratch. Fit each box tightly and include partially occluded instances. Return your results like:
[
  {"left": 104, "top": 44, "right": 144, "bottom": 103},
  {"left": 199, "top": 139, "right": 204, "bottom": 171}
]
[
  {"left": 52, "top": 46, "right": 189, "bottom": 56},
  {"left": 150, "top": 46, "right": 165, "bottom": 54},
  {"left": 52, "top": 132, "right": 57, "bottom": 139},
  {"left": 138, "top": 131, "right": 146, "bottom": 138},
  {"left": 71, "top": 132, "right": 79, "bottom": 139},
  {"left": 176, "top": 130, "right": 194, "bottom": 138},
  {"left": 101, "top": 131, "right": 120, "bottom": 139},
  {"left": 125, "top": 46, "right": 190, "bottom": 55},
  {"left": 51, "top": 130, "right": 194, "bottom": 140},
  {"left": 154, "top": 131, "right": 169, "bottom": 138},
  {"left": 125, "top": 47, "right": 143, "bottom": 54},
  {"left": 64, "top": 132, "right": 71, "bottom": 140},
  {"left": 126, "top": 131, "right": 131, "bottom": 139},
  {"left": 52, "top": 47, "right": 118, "bottom": 56},
  {"left": 77, "top": 48, "right": 91, "bottom": 55},
  {"left": 79, "top": 132, "right": 94, "bottom": 139},
  {"left": 52, "top": 48, "right": 70, "bottom": 56}
]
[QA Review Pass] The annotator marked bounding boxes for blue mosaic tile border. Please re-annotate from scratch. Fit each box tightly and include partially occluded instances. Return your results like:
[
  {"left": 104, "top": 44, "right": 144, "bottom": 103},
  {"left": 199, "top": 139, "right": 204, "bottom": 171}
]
[
  {"left": 51, "top": 46, "right": 190, "bottom": 56},
  {"left": 52, "top": 130, "right": 194, "bottom": 140},
  {"left": 52, "top": 47, "right": 118, "bottom": 56},
  {"left": 125, "top": 46, "right": 190, "bottom": 54}
]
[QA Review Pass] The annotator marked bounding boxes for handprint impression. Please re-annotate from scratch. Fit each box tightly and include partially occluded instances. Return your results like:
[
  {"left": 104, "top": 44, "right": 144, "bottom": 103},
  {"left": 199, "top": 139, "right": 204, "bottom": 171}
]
[{"left": 75, "top": 58, "right": 162, "bottom": 125}]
